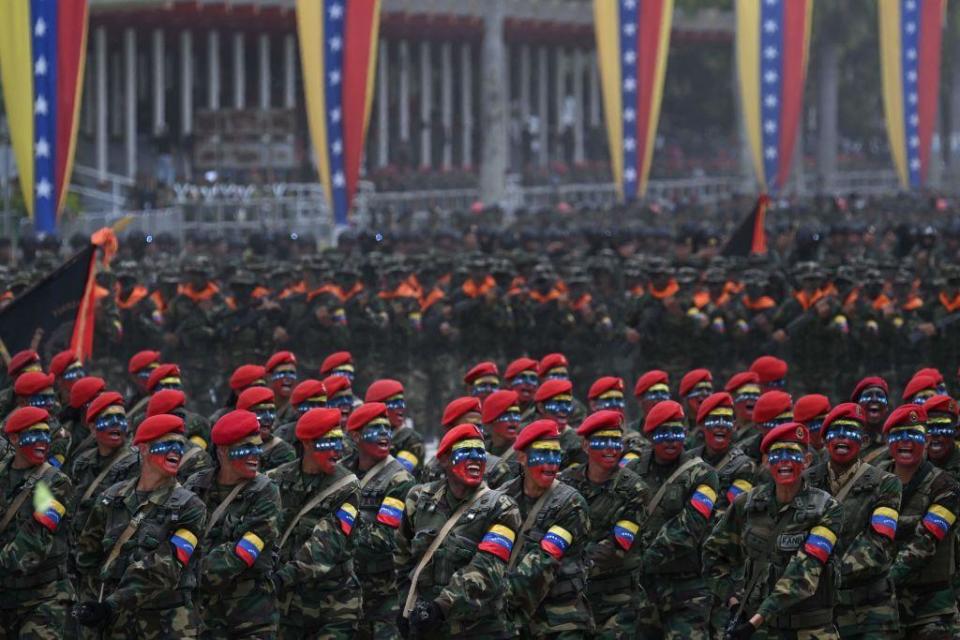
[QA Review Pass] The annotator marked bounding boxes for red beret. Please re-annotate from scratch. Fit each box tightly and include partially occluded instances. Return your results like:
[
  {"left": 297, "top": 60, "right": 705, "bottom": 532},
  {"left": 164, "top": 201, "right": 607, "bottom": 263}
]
[
  {"left": 237, "top": 386, "right": 275, "bottom": 411},
  {"left": 923, "top": 394, "right": 958, "bottom": 417},
  {"left": 265, "top": 350, "right": 296, "bottom": 372},
  {"left": 696, "top": 392, "right": 734, "bottom": 424},
  {"left": 753, "top": 391, "right": 793, "bottom": 424},
  {"left": 49, "top": 350, "right": 78, "bottom": 377},
  {"left": 212, "top": 410, "right": 261, "bottom": 446},
  {"left": 5, "top": 406, "right": 49, "bottom": 434},
  {"left": 8, "top": 350, "right": 39, "bottom": 377},
  {"left": 514, "top": 419, "right": 560, "bottom": 451},
  {"left": 322, "top": 375, "right": 351, "bottom": 396},
  {"left": 128, "top": 350, "right": 160, "bottom": 375},
  {"left": 504, "top": 357, "right": 538, "bottom": 380},
  {"left": 750, "top": 355, "right": 788, "bottom": 383},
  {"left": 535, "top": 379, "right": 572, "bottom": 402},
  {"left": 87, "top": 391, "right": 124, "bottom": 423},
  {"left": 794, "top": 394, "right": 831, "bottom": 424},
  {"left": 437, "top": 423, "right": 484, "bottom": 458},
  {"left": 577, "top": 410, "right": 625, "bottom": 437},
  {"left": 464, "top": 361, "right": 499, "bottom": 384},
  {"left": 230, "top": 365, "right": 266, "bottom": 391},
  {"left": 903, "top": 374, "right": 937, "bottom": 401},
  {"left": 292, "top": 379, "right": 326, "bottom": 405},
  {"left": 760, "top": 422, "right": 809, "bottom": 453},
  {"left": 679, "top": 368, "right": 713, "bottom": 397},
  {"left": 822, "top": 402, "right": 865, "bottom": 433},
  {"left": 134, "top": 414, "right": 185, "bottom": 444},
  {"left": 442, "top": 397, "right": 482, "bottom": 428},
  {"left": 850, "top": 376, "right": 889, "bottom": 402},
  {"left": 364, "top": 379, "right": 404, "bottom": 402},
  {"left": 643, "top": 400, "right": 685, "bottom": 434},
  {"left": 69, "top": 376, "right": 106, "bottom": 408},
  {"left": 147, "top": 389, "right": 186, "bottom": 417},
  {"left": 319, "top": 351, "right": 353, "bottom": 375},
  {"left": 15, "top": 371, "right": 54, "bottom": 396},
  {"left": 537, "top": 353, "right": 569, "bottom": 377},
  {"left": 725, "top": 371, "right": 760, "bottom": 393},
  {"left": 295, "top": 408, "right": 342, "bottom": 440},
  {"left": 481, "top": 390, "right": 519, "bottom": 423},
  {"left": 883, "top": 404, "right": 927, "bottom": 434},
  {"left": 146, "top": 364, "right": 181, "bottom": 392},
  {"left": 915, "top": 367, "right": 944, "bottom": 384},
  {"left": 634, "top": 370, "right": 669, "bottom": 397},
  {"left": 588, "top": 376, "right": 624, "bottom": 400},
  {"left": 347, "top": 402, "right": 388, "bottom": 431}
]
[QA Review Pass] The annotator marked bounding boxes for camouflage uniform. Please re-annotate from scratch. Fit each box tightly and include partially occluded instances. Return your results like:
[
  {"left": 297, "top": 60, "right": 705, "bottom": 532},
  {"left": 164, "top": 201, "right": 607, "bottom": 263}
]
[
  {"left": 485, "top": 447, "right": 521, "bottom": 489},
  {"left": 75, "top": 477, "right": 207, "bottom": 639},
  {"left": 689, "top": 444, "right": 757, "bottom": 521},
  {"left": 390, "top": 425, "right": 426, "bottom": 480},
  {"left": 501, "top": 474, "right": 593, "bottom": 638},
  {"left": 258, "top": 435, "right": 296, "bottom": 473},
  {"left": 267, "top": 460, "right": 362, "bottom": 639},
  {"left": 183, "top": 468, "right": 281, "bottom": 639},
  {"left": 68, "top": 445, "right": 139, "bottom": 545},
  {"left": 558, "top": 463, "right": 650, "bottom": 639},
  {"left": 396, "top": 480, "right": 522, "bottom": 638},
  {"left": 0, "top": 459, "right": 74, "bottom": 639}
]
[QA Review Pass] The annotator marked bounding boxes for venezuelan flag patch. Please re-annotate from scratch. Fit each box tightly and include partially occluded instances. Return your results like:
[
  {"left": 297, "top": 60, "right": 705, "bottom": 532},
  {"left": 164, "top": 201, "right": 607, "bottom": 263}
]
[
  {"left": 923, "top": 504, "right": 957, "bottom": 541},
  {"left": 34, "top": 498, "right": 66, "bottom": 532},
  {"left": 189, "top": 435, "right": 208, "bottom": 450},
  {"left": 690, "top": 485, "right": 718, "bottom": 519},
  {"left": 234, "top": 532, "right": 265, "bottom": 567},
  {"left": 803, "top": 526, "right": 837, "bottom": 564},
  {"left": 337, "top": 503, "right": 358, "bottom": 535},
  {"left": 396, "top": 450, "right": 419, "bottom": 473},
  {"left": 613, "top": 520, "right": 639, "bottom": 551},
  {"left": 478, "top": 524, "right": 516, "bottom": 561},
  {"left": 870, "top": 507, "right": 898, "bottom": 541},
  {"left": 48, "top": 454, "right": 64, "bottom": 468},
  {"left": 619, "top": 452, "right": 639, "bottom": 468},
  {"left": 725, "top": 479, "right": 753, "bottom": 504},
  {"left": 171, "top": 529, "right": 198, "bottom": 565},
  {"left": 540, "top": 525, "right": 573, "bottom": 560},
  {"left": 376, "top": 496, "right": 405, "bottom": 528}
]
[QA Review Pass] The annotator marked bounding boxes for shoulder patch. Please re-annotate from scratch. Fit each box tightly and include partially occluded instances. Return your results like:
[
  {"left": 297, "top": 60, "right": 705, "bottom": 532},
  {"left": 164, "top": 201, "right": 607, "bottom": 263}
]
[
  {"left": 396, "top": 450, "right": 419, "bottom": 472},
  {"left": 171, "top": 529, "right": 198, "bottom": 565},
  {"left": 34, "top": 498, "right": 66, "bottom": 532},
  {"left": 336, "top": 502, "right": 358, "bottom": 535},
  {"left": 725, "top": 479, "right": 753, "bottom": 505},
  {"left": 870, "top": 507, "right": 898, "bottom": 540},
  {"left": 234, "top": 532, "right": 264, "bottom": 567},
  {"left": 376, "top": 496, "right": 404, "bottom": 528},
  {"left": 619, "top": 451, "right": 639, "bottom": 468},
  {"left": 478, "top": 524, "right": 515, "bottom": 561},
  {"left": 613, "top": 520, "right": 639, "bottom": 551},
  {"left": 540, "top": 525, "right": 572, "bottom": 559},
  {"left": 923, "top": 504, "right": 956, "bottom": 541},
  {"left": 802, "top": 526, "right": 837, "bottom": 563},
  {"left": 690, "top": 484, "right": 717, "bottom": 518}
]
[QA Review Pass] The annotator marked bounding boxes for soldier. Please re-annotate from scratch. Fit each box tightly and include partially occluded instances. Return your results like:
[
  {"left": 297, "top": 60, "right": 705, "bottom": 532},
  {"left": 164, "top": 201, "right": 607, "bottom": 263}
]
[
  {"left": 631, "top": 369, "right": 672, "bottom": 428},
  {"left": 0, "top": 407, "right": 74, "bottom": 638},
  {"left": 184, "top": 410, "right": 281, "bottom": 639},
  {"left": 902, "top": 374, "right": 938, "bottom": 406},
  {"left": 502, "top": 419, "right": 593, "bottom": 637},
  {"left": 537, "top": 353, "right": 588, "bottom": 424},
  {"left": 794, "top": 394, "right": 831, "bottom": 457},
  {"left": 559, "top": 410, "right": 651, "bottom": 637},
  {"left": 703, "top": 422, "right": 842, "bottom": 640},
  {"left": 236, "top": 386, "right": 296, "bottom": 472},
  {"left": 267, "top": 408, "right": 362, "bottom": 639},
  {"left": 925, "top": 394, "right": 960, "bottom": 479},
  {"left": 587, "top": 376, "right": 627, "bottom": 416},
  {"left": 319, "top": 350, "right": 357, "bottom": 382},
  {"left": 341, "top": 402, "right": 416, "bottom": 640},
  {"left": 805, "top": 402, "right": 902, "bottom": 639},
  {"left": 129, "top": 363, "right": 185, "bottom": 430},
  {"left": 395, "top": 423, "right": 522, "bottom": 638},
  {"left": 533, "top": 379, "right": 582, "bottom": 469},
  {"left": 145, "top": 390, "right": 214, "bottom": 481},
  {"left": 323, "top": 374, "right": 357, "bottom": 429},
  {"left": 265, "top": 350, "right": 299, "bottom": 424},
  {"left": 274, "top": 379, "right": 327, "bottom": 444},
  {"left": 14, "top": 371, "right": 69, "bottom": 469},
  {"left": 678, "top": 367, "right": 713, "bottom": 433},
  {"left": 209, "top": 364, "right": 268, "bottom": 426},
  {"left": 480, "top": 390, "right": 523, "bottom": 488},
  {"left": 749, "top": 355, "right": 788, "bottom": 393},
  {"left": 741, "top": 390, "right": 795, "bottom": 463},
  {"left": 125, "top": 350, "right": 161, "bottom": 417},
  {"left": 464, "top": 361, "right": 501, "bottom": 401},
  {"left": 74, "top": 414, "right": 207, "bottom": 638},
  {"left": 851, "top": 376, "right": 891, "bottom": 464},
  {"left": 419, "top": 397, "right": 484, "bottom": 484},
  {"left": 880, "top": 404, "right": 960, "bottom": 638},
  {"left": 364, "top": 379, "right": 426, "bottom": 479},
  {"left": 48, "top": 349, "right": 85, "bottom": 408},
  {"left": 504, "top": 357, "right": 540, "bottom": 421},
  {"left": 63, "top": 375, "right": 107, "bottom": 460},
  {"left": 0, "top": 349, "right": 43, "bottom": 416},
  {"left": 724, "top": 371, "right": 761, "bottom": 439}
]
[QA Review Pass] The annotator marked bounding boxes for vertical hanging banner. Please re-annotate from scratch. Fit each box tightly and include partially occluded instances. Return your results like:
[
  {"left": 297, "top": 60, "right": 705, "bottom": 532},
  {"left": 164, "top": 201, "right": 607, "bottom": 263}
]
[
  {"left": 878, "top": 0, "right": 946, "bottom": 189},
  {"left": 296, "top": 0, "right": 381, "bottom": 226},
  {"left": 736, "top": 0, "right": 813, "bottom": 193},
  {"left": 594, "top": 0, "right": 674, "bottom": 201},
  {"left": 0, "top": 0, "right": 89, "bottom": 234}
]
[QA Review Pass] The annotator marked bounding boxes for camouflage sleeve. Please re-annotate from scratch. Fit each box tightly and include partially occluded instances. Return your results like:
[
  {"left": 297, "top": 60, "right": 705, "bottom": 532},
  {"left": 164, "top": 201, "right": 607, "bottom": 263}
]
[
  {"left": 357, "top": 471, "right": 415, "bottom": 562},
  {"left": 839, "top": 474, "right": 902, "bottom": 583},
  {"left": 274, "top": 480, "right": 360, "bottom": 589},
  {"left": 889, "top": 477, "right": 960, "bottom": 585},
  {"left": 199, "top": 480, "right": 281, "bottom": 589},
  {"left": 435, "top": 493, "right": 522, "bottom": 621},
  {"left": 756, "top": 497, "right": 843, "bottom": 621},
  {"left": 642, "top": 465, "right": 720, "bottom": 571},
  {"left": 107, "top": 495, "right": 208, "bottom": 610},
  {"left": 587, "top": 478, "right": 647, "bottom": 574},
  {"left": 702, "top": 492, "right": 746, "bottom": 604},
  {"left": 271, "top": 444, "right": 297, "bottom": 468},
  {"left": 394, "top": 483, "right": 424, "bottom": 594},
  {"left": 0, "top": 471, "right": 73, "bottom": 572},
  {"left": 74, "top": 491, "right": 108, "bottom": 577},
  {"left": 506, "top": 491, "right": 590, "bottom": 622}
]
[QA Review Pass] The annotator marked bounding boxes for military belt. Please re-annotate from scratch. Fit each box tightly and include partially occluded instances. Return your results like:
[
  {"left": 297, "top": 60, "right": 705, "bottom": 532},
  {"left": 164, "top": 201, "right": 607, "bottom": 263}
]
[{"left": 769, "top": 608, "right": 834, "bottom": 630}]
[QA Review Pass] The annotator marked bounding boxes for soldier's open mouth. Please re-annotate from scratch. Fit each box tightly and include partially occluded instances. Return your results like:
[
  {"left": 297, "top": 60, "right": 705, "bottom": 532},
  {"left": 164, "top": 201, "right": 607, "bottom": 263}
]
[
  {"left": 895, "top": 445, "right": 915, "bottom": 460},
  {"left": 833, "top": 443, "right": 849, "bottom": 454},
  {"left": 928, "top": 440, "right": 944, "bottom": 453},
  {"left": 464, "top": 461, "right": 482, "bottom": 478},
  {"left": 166, "top": 452, "right": 182, "bottom": 465},
  {"left": 244, "top": 459, "right": 258, "bottom": 471},
  {"left": 32, "top": 443, "right": 49, "bottom": 458},
  {"left": 504, "top": 425, "right": 518, "bottom": 437}
]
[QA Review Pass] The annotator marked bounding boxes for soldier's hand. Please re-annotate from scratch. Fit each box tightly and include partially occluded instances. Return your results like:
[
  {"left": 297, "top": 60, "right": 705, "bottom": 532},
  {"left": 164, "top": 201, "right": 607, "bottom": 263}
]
[
  {"left": 411, "top": 599, "right": 444, "bottom": 632},
  {"left": 73, "top": 600, "right": 113, "bottom": 628},
  {"left": 725, "top": 621, "right": 756, "bottom": 640}
]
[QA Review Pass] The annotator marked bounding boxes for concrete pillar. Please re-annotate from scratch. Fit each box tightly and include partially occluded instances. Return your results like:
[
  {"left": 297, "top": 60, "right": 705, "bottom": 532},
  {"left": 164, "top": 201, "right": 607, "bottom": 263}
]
[
  {"left": 461, "top": 42, "right": 473, "bottom": 167},
  {"left": 377, "top": 39, "right": 389, "bottom": 167},
  {"left": 258, "top": 33, "right": 271, "bottom": 110},
  {"left": 520, "top": 44, "right": 531, "bottom": 119},
  {"left": 555, "top": 48, "right": 566, "bottom": 152},
  {"left": 816, "top": 34, "right": 838, "bottom": 192},
  {"left": 124, "top": 28, "right": 137, "bottom": 179},
  {"left": 399, "top": 40, "right": 410, "bottom": 143},
  {"left": 110, "top": 52, "right": 122, "bottom": 138},
  {"left": 208, "top": 30, "right": 221, "bottom": 110},
  {"left": 419, "top": 41, "right": 431, "bottom": 167},
  {"left": 441, "top": 41, "right": 453, "bottom": 168},
  {"left": 480, "top": 0, "right": 507, "bottom": 202},
  {"left": 152, "top": 28, "right": 165, "bottom": 135},
  {"left": 537, "top": 46, "right": 548, "bottom": 165},
  {"left": 95, "top": 26, "right": 107, "bottom": 180},
  {"left": 180, "top": 31, "right": 193, "bottom": 135},
  {"left": 233, "top": 32, "right": 245, "bottom": 109},
  {"left": 82, "top": 38, "right": 95, "bottom": 136},
  {"left": 284, "top": 34, "right": 296, "bottom": 109},
  {"left": 573, "top": 48, "right": 584, "bottom": 163},
  {"left": 589, "top": 52, "right": 600, "bottom": 128}
]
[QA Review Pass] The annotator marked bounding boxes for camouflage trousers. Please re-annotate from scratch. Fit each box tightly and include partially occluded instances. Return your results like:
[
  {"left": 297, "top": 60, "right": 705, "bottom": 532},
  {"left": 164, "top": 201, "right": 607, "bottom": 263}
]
[
  {"left": 355, "top": 572, "right": 400, "bottom": 640},
  {"left": 897, "top": 586, "right": 958, "bottom": 638},
  {"left": 638, "top": 575, "right": 710, "bottom": 640},
  {"left": 197, "top": 579, "right": 278, "bottom": 639},
  {"left": 588, "top": 573, "right": 646, "bottom": 640},
  {"left": 106, "top": 604, "right": 197, "bottom": 639},
  {"left": 834, "top": 584, "right": 900, "bottom": 639},
  {"left": 0, "top": 598, "right": 67, "bottom": 640},
  {"left": 763, "top": 626, "right": 840, "bottom": 640},
  {"left": 277, "top": 587, "right": 360, "bottom": 640}
]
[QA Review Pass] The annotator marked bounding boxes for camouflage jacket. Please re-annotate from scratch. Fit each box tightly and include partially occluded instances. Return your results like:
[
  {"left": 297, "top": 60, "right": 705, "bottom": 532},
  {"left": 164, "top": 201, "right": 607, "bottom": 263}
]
[
  {"left": 391, "top": 425, "right": 426, "bottom": 476},
  {"left": 486, "top": 448, "right": 521, "bottom": 489},
  {"left": 258, "top": 435, "right": 296, "bottom": 473},
  {"left": 689, "top": 444, "right": 758, "bottom": 519},
  {"left": 68, "top": 445, "right": 139, "bottom": 540},
  {"left": 931, "top": 444, "right": 960, "bottom": 483}
]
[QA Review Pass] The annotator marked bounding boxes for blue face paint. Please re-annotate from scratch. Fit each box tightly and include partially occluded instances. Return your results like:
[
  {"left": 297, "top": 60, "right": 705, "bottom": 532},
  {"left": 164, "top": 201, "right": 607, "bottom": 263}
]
[
  {"left": 228, "top": 444, "right": 262, "bottom": 459},
  {"left": 886, "top": 429, "right": 926, "bottom": 444},
  {"left": 254, "top": 409, "right": 276, "bottom": 428},
  {"left": 759, "top": 417, "right": 792, "bottom": 431},
  {"left": 471, "top": 383, "right": 498, "bottom": 397},
  {"left": 589, "top": 437, "right": 624, "bottom": 451},
  {"left": 824, "top": 427, "right": 863, "bottom": 442},
  {"left": 498, "top": 410, "right": 522, "bottom": 424},
  {"left": 704, "top": 416, "right": 735, "bottom": 430},
  {"left": 332, "top": 370, "right": 354, "bottom": 382},
  {"left": 858, "top": 390, "right": 888, "bottom": 405},
  {"left": 19, "top": 429, "right": 52, "bottom": 446},
  {"left": 298, "top": 400, "right": 326, "bottom": 414},
  {"left": 156, "top": 382, "right": 182, "bottom": 391},
  {"left": 735, "top": 392, "right": 760, "bottom": 404},
  {"left": 95, "top": 414, "right": 128, "bottom": 433},
  {"left": 314, "top": 437, "right": 344, "bottom": 452},
  {"left": 544, "top": 373, "right": 568, "bottom": 381},
  {"left": 270, "top": 370, "right": 297, "bottom": 382},
  {"left": 326, "top": 395, "right": 353, "bottom": 410},
  {"left": 651, "top": 426, "right": 686, "bottom": 443},
  {"left": 149, "top": 440, "right": 186, "bottom": 456},
  {"left": 766, "top": 379, "right": 786, "bottom": 389},
  {"left": 27, "top": 394, "right": 56, "bottom": 409},
  {"left": 767, "top": 449, "right": 804, "bottom": 464},
  {"left": 451, "top": 447, "right": 486, "bottom": 465},
  {"left": 384, "top": 398, "right": 406, "bottom": 411},
  {"left": 929, "top": 425, "right": 956, "bottom": 438},
  {"left": 510, "top": 373, "right": 538, "bottom": 387},
  {"left": 527, "top": 449, "right": 562, "bottom": 467},
  {"left": 596, "top": 397, "right": 626, "bottom": 411},
  {"left": 544, "top": 400, "right": 573, "bottom": 416},
  {"left": 63, "top": 367, "right": 85, "bottom": 381},
  {"left": 361, "top": 424, "right": 392, "bottom": 443},
  {"left": 806, "top": 418, "right": 824, "bottom": 434},
  {"left": 643, "top": 390, "right": 671, "bottom": 403}
]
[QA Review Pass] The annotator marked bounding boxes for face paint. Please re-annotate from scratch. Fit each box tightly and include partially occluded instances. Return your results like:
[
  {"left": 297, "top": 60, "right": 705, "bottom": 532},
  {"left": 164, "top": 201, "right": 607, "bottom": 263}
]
[
  {"left": 155, "top": 377, "right": 183, "bottom": 392},
  {"left": 332, "top": 366, "right": 354, "bottom": 381},
  {"left": 703, "top": 408, "right": 734, "bottom": 452},
  {"left": 588, "top": 430, "right": 623, "bottom": 471},
  {"left": 593, "top": 391, "right": 625, "bottom": 414},
  {"left": 297, "top": 396, "right": 327, "bottom": 415},
  {"left": 326, "top": 394, "right": 354, "bottom": 412},
  {"left": 857, "top": 388, "right": 889, "bottom": 425},
  {"left": 311, "top": 429, "right": 345, "bottom": 473},
  {"left": 764, "top": 378, "right": 787, "bottom": 390},
  {"left": 936, "top": 383, "right": 949, "bottom": 395},
  {"left": 733, "top": 384, "right": 761, "bottom": 423},
  {"left": 358, "top": 418, "right": 392, "bottom": 460},
  {"left": 912, "top": 390, "right": 936, "bottom": 405},
  {"left": 543, "top": 367, "right": 569, "bottom": 381},
  {"left": 806, "top": 416, "right": 826, "bottom": 449},
  {"left": 509, "top": 372, "right": 538, "bottom": 403},
  {"left": 926, "top": 415, "right": 956, "bottom": 461},
  {"left": 641, "top": 384, "right": 670, "bottom": 412},
  {"left": 147, "top": 437, "right": 186, "bottom": 476},
  {"left": 17, "top": 425, "right": 51, "bottom": 465},
  {"left": 63, "top": 364, "right": 85, "bottom": 383},
  {"left": 887, "top": 426, "right": 926, "bottom": 466},
  {"left": 471, "top": 376, "right": 500, "bottom": 399},
  {"left": 450, "top": 439, "right": 486, "bottom": 486},
  {"left": 542, "top": 394, "right": 573, "bottom": 425},
  {"left": 652, "top": 421, "right": 686, "bottom": 462},
  {"left": 227, "top": 440, "right": 262, "bottom": 479},
  {"left": 384, "top": 394, "right": 406, "bottom": 428},
  {"left": 766, "top": 442, "right": 805, "bottom": 485},
  {"left": 253, "top": 404, "right": 277, "bottom": 433},
  {"left": 94, "top": 409, "right": 128, "bottom": 449},
  {"left": 685, "top": 383, "right": 713, "bottom": 416},
  {"left": 491, "top": 406, "right": 522, "bottom": 441},
  {"left": 526, "top": 440, "right": 561, "bottom": 488},
  {"left": 26, "top": 392, "right": 56, "bottom": 410},
  {"left": 758, "top": 411, "right": 794, "bottom": 432},
  {"left": 270, "top": 367, "right": 297, "bottom": 398},
  {"left": 824, "top": 419, "right": 863, "bottom": 465}
]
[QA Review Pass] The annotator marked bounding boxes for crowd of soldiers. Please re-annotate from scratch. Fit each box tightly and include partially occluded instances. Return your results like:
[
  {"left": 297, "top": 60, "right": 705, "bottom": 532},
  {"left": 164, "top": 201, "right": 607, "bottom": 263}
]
[{"left": 3, "top": 340, "right": 960, "bottom": 639}]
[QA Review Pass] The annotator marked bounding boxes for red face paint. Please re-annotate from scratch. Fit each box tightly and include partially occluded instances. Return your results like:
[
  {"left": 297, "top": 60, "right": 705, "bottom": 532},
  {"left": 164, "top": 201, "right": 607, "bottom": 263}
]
[
  {"left": 358, "top": 420, "right": 392, "bottom": 461},
  {"left": 449, "top": 439, "right": 486, "bottom": 487},
  {"left": 384, "top": 395, "right": 406, "bottom": 429},
  {"left": 587, "top": 431, "right": 623, "bottom": 472},
  {"left": 887, "top": 427, "right": 926, "bottom": 467},
  {"left": 766, "top": 444, "right": 805, "bottom": 486},
  {"left": 526, "top": 441, "right": 561, "bottom": 489},
  {"left": 147, "top": 438, "right": 185, "bottom": 476},
  {"left": 16, "top": 427, "right": 50, "bottom": 465},
  {"left": 491, "top": 407, "right": 522, "bottom": 442}
]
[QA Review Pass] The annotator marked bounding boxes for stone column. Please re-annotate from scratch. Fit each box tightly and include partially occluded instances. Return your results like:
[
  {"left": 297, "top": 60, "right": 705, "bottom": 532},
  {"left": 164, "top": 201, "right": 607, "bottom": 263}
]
[
  {"left": 95, "top": 26, "right": 107, "bottom": 180},
  {"left": 377, "top": 39, "right": 389, "bottom": 167},
  {"left": 284, "top": 34, "right": 296, "bottom": 109},
  {"left": 208, "top": 30, "right": 221, "bottom": 110},
  {"left": 258, "top": 33, "right": 271, "bottom": 109},
  {"left": 399, "top": 40, "right": 410, "bottom": 144},
  {"left": 233, "top": 32, "right": 245, "bottom": 109},
  {"left": 124, "top": 28, "right": 137, "bottom": 178},
  {"left": 152, "top": 28, "right": 165, "bottom": 135},
  {"left": 461, "top": 42, "right": 473, "bottom": 167},
  {"left": 537, "top": 46, "right": 548, "bottom": 165},
  {"left": 181, "top": 31, "right": 193, "bottom": 134},
  {"left": 441, "top": 41, "right": 453, "bottom": 168},
  {"left": 480, "top": 0, "right": 507, "bottom": 202},
  {"left": 419, "top": 41, "right": 432, "bottom": 167},
  {"left": 573, "top": 48, "right": 584, "bottom": 163}
]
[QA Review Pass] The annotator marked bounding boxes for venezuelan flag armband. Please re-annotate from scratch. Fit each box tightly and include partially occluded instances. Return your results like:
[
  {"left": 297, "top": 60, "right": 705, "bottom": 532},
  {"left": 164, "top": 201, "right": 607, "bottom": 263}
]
[
  {"left": 870, "top": 507, "right": 898, "bottom": 541},
  {"left": 923, "top": 504, "right": 957, "bottom": 541}
]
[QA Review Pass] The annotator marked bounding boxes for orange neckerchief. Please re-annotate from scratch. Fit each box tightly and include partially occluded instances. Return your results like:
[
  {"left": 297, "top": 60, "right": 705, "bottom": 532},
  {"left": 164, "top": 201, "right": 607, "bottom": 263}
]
[
  {"left": 341, "top": 282, "right": 364, "bottom": 302},
  {"left": 793, "top": 289, "right": 824, "bottom": 311},
  {"left": 462, "top": 276, "right": 496, "bottom": 298},
  {"left": 529, "top": 288, "right": 562, "bottom": 304},
  {"left": 420, "top": 288, "right": 445, "bottom": 312},
  {"left": 901, "top": 295, "right": 923, "bottom": 311},
  {"left": 116, "top": 286, "right": 149, "bottom": 310},
  {"left": 572, "top": 293, "right": 592, "bottom": 311},
  {"left": 307, "top": 284, "right": 341, "bottom": 302},
  {"left": 379, "top": 283, "right": 417, "bottom": 300},
  {"left": 405, "top": 275, "right": 423, "bottom": 298},
  {"left": 725, "top": 280, "right": 744, "bottom": 295},
  {"left": 94, "top": 285, "right": 110, "bottom": 303},
  {"left": 742, "top": 294, "right": 776, "bottom": 311},
  {"left": 278, "top": 281, "right": 307, "bottom": 300},
  {"left": 649, "top": 280, "right": 679, "bottom": 300},
  {"left": 871, "top": 294, "right": 891, "bottom": 311},
  {"left": 939, "top": 292, "right": 960, "bottom": 313},
  {"left": 251, "top": 286, "right": 271, "bottom": 300},
  {"left": 150, "top": 291, "right": 168, "bottom": 314},
  {"left": 693, "top": 291, "right": 730, "bottom": 309},
  {"left": 628, "top": 284, "right": 645, "bottom": 297},
  {"left": 178, "top": 282, "right": 220, "bottom": 303}
]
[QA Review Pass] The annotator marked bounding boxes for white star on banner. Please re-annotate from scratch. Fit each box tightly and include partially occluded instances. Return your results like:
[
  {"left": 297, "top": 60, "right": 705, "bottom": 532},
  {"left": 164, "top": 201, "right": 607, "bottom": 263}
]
[
  {"left": 624, "top": 168, "right": 637, "bottom": 181},
  {"left": 34, "top": 56, "right": 47, "bottom": 76},
  {"left": 624, "top": 108, "right": 636, "bottom": 122},
  {"left": 763, "top": 46, "right": 779, "bottom": 60},
  {"left": 623, "top": 77, "right": 636, "bottom": 93},
  {"left": 907, "top": 70, "right": 917, "bottom": 83},
  {"left": 624, "top": 0, "right": 637, "bottom": 9},
  {"left": 908, "top": 92, "right": 918, "bottom": 105},
  {"left": 36, "top": 178, "right": 51, "bottom": 199},
  {"left": 623, "top": 50, "right": 636, "bottom": 65},
  {"left": 35, "top": 18, "right": 46, "bottom": 37},
  {"left": 35, "top": 138, "right": 50, "bottom": 158},
  {"left": 764, "top": 70, "right": 778, "bottom": 84},
  {"left": 329, "top": 36, "right": 342, "bottom": 52},
  {"left": 910, "top": 114, "right": 919, "bottom": 126},
  {"left": 329, "top": 70, "right": 341, "bottom": 85},
  {"left": 763, "top": 20, "right": 778, "bottom": 33},
  {"left": 905, "top": 22, "right": 916, "bottom": 34},
  {"left": 909, "top": 136, "right": 920, "bottom": 148},
  {"left": 623, "top": 22, "right": 636, "bottom": 37},
  {"left": 329, "top": 3, "right": 343, "bottom": 20},
  {"left": 35, "top": 94, "right": 48, "bottom": 115},
  {"left": 624, "top": 137, "right": 636, "bottom": 151},
  {"left": 765, "top": 146, "right": 778, "bottom": 159},
  {"left": 764, "top": 94, "right": 778, "bottom": 108},
  {"left": 906, "top": 48, "right": 917, "bottom": 60},
  {"left": 910, "top": 158, "right": 921, "bottom": 170},
  {"left": 764, "top": 120, "right": 777, "bottom": 134},
  {"left": 330, "top": 108, "right": 341, "bottom": 123},
  {"left": 333, "top": 171, "right": 345, "bottom": 187},
  {"left": 332, "top": 139, "right": 343, "bottom": 155}
]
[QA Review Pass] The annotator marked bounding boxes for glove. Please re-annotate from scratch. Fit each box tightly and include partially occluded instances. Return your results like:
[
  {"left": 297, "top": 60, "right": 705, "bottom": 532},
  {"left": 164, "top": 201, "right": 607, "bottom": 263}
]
[
  {"left": 73, "top": 600, "right": 113, "bottom": 628},
  {"left": 410, "top": 599, "right": 444, "bottom": 633},
  {"left": 725, "top": 621, "right": 756, "bottom": 640}
]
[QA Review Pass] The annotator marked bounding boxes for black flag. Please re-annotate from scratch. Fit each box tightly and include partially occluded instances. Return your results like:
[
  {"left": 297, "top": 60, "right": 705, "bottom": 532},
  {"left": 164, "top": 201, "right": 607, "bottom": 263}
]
[{"left": 721, "top": 195, "right": 769, "bottom": 257}]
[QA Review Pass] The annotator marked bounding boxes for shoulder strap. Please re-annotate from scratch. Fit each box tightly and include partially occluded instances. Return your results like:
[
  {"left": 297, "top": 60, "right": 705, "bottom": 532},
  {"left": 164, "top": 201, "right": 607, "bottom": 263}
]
[
  {"left": 402, "top": 485, "right": 491, "bottom": 619},
  {"left": 506, "top": 482, "right": 557, "bottom": 570},
  {"left": 0, "top": 462, "right": 52, "bottom": 532},
  {"left": 359, "top": 455, "right": 395, "bottom": 489},
  {"left": 101, "top": 479, "right": 154, "bottom": 576},
  {"left": 278, "top": 473, "right": 357, "bottom": 550},
  {"left": 500, "top": 447, "right": 517, "bottom": 464},
  {"left": 202, "top": 479, "right": 251, "bottom": 537},
  {"left": 179, "top": 446, "right": 203, "bottom": 468},
  {"left": 834, "top": 462, "right": 872, "bottom": 503},
  {"left": 645, "top": 456, "right": 702, "bottom": 516},
  {"left": 862, "top": 446, "right": 888, "bottom": 465},
  {"left": 81, "top": 448, "right": 135, "bottom": 503},
  {"left": 261, "top": 438, "right": 281, "bottom": 454},
  {"left": 129, "top": 395, "right": 150, "bottom": 418}
]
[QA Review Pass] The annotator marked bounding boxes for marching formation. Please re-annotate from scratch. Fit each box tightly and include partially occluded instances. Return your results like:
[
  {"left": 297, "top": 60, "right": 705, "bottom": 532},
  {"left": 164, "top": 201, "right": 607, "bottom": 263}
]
[{"left": 2, "top": 345, "right": 959, "bottom": 640}]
